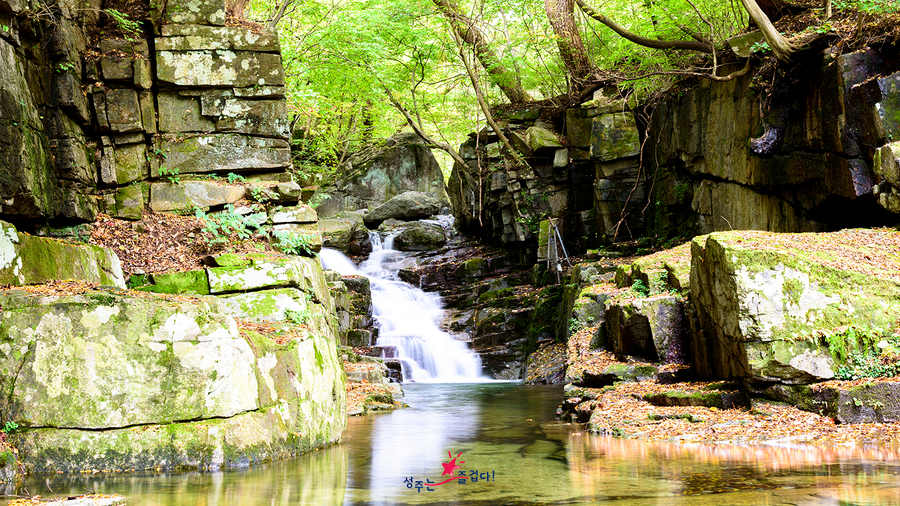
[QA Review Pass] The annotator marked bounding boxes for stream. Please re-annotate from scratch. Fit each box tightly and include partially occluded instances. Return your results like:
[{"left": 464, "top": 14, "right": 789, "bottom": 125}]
[{"left": 17, "top": 381, "right": 900, "bottom": 505}]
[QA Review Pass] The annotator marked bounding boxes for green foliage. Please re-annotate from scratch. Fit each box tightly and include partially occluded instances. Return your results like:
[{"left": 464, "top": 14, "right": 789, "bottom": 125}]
[
  {"left": 285, "top": 293, "right": 315, "bottom": 325},
  {"left": 825, "top": 326, "right": 900, "bottom": 379},
  {"left": 103, "top": 8, "right": 143, "bottom": 41},
  {"left": 159, "top": 166, "right": 180, "bottom": 184},
  {"left": 194, "top": 205, "right": 265, "bottom": 247},
  {"left": 631, "top": 279, "right": 650, "bottom": 297},
  {"left": 568, "top": 317, "right": 581, "bottom": 335},
  {"left": 2, "top": 421, "right": 18, "bottom": 434},
  {"left": 273, "top": 229, "right": 316, "bottom": 256},
  {"left": 226, "top": 172, "right": 246, "bottom": 184},
  {"left": 248, "top": 186, "right": 271, "bottom": 204},
  {"left": 673, "top": 180, "right": 691, "bottom": 202},
  {"left": 55, "top": 61, "right": 76, "bottom": 73},
  {"left": 308, "top": 192, "right": 331, "bottom": 209},
  {"left": 285, "top": 307, "right": 312, "bottom": 325},
  {"left": 750, "top": 41, "right": 771, "bottom": 54},
  {"left": 833, "top": 0, "right": 899, "bottom": 13}
]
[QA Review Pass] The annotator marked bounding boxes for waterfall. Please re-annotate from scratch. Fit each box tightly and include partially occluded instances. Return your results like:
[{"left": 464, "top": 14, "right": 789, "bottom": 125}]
[{"left": 319, "top": 233, "right": 484, "bottom": 382}]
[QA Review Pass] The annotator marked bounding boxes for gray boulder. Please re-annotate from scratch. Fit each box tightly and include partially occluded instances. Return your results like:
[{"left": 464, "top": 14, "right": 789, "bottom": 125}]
[
  {"left": 363, "top": 191, "right": 442, "bottom": 227},
  {"left": 315, "top": 133, "right": 449, "bottom": 218},
  {"left": 393, "top": 221, "right": 447, "bottom": 251}
]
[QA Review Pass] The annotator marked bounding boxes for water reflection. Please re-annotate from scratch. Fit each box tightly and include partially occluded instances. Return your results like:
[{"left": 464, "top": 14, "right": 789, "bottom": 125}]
[{"left": 17, "top": 382, "right": 900, "bottom": 505}]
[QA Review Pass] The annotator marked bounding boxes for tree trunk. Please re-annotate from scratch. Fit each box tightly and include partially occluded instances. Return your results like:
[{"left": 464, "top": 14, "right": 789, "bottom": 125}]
[
  {"left": 544, "top": 0, "right": 593, "bottom": 87},
  {"left": 431, "top": 0, "right": 532, "bottom": 104},
  {"left": 740, "top": 0, "right": 799, "bottom": 62},
  {"left": 226, "top": 0, "right": 250, "bottom": 19}
]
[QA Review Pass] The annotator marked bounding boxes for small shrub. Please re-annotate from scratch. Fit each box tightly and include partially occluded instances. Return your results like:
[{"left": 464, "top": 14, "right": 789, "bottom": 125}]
[
  {"left": 159, "top": 166, "right": 180, "bottom": 184},
  {"left": 195, "top": 205, "right": 263, "bottom": 247},
  {"left": 631, "top": 279, "right": 650, "bottom": 297},
  {"left": 273, "top": 229, "right": 315, "bottom": 256}
]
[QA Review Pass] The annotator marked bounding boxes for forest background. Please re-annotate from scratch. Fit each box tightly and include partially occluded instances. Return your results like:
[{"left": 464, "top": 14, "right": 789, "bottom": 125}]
[{"left": 224, "top": 0, "right": 899, "bottom": 181}]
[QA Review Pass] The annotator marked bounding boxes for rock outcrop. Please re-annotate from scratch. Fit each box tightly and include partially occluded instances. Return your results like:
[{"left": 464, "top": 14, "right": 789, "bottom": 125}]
[
  {"left": 561, "top": 228, "right": 900, "bottom": 423},
  {"left": 448, "top": 49, "right": 900, "bottom": 250},
  {"left": 0, "top": 0, "right": 293, "bottom": 226},
  {"left": 0, "top": 220, "right": 125, "bottom": 288},
  {"left": 2, "top": 251, "right": 347, "bottom": 473}
]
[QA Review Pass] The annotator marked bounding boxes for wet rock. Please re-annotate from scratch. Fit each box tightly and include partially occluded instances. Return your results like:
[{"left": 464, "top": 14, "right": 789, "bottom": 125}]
[{"left": 393, "top": 221, "right": 447, "bottom": 251}]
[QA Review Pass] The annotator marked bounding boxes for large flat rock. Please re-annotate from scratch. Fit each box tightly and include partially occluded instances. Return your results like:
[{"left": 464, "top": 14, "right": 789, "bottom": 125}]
[
  {"left": 149, "top": 180, "right": 246, "bottom": 212},
  {"left": 2, "top": 287, "right": 346, "bottom": 472},
  {"left": 0, "top": 290, "right": 255, "bottom": 428},
  {"left": 156, "top": 50, "right": 284, "bottom": 87},
  {"left": 156, "top": 133, "right": 290, "bottom": 174}
]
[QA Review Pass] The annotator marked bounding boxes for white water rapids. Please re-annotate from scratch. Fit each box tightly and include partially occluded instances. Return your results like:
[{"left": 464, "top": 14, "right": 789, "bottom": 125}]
[{"left": 319, "top": 233, "right": 484, "bottom": 382}]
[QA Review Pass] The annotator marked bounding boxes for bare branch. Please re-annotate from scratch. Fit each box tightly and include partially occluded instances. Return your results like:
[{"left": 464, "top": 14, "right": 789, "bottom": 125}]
[
  {"left": 458, "top": 45, "right": 530, "bottom": 167},
  {"left": 575, "top": 0, "right": 714, "bottom": 53}
]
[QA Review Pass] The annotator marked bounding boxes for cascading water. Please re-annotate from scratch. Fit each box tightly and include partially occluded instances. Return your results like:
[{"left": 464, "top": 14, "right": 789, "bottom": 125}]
[{"left": 320, "top": 233, "right": 484, "bottom": 382}]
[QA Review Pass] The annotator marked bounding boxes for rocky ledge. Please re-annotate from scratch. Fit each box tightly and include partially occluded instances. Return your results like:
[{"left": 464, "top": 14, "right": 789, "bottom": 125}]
[{"left": 552, "top": 227, "right": 900, "bottom": 445}]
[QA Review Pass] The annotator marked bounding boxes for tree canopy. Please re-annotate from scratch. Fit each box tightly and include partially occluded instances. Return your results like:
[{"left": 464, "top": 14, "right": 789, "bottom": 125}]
[{"left": 238, "top": 0, "right": 899, "bottom": 178}]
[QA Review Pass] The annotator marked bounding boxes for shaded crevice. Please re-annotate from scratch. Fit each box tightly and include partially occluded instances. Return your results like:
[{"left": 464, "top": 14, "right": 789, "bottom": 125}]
[{"left": 26, "top": 404, "right": 277, "bottom": 432}]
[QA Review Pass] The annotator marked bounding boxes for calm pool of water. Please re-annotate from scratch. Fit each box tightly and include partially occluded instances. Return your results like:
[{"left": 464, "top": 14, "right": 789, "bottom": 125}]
[{"left": 18, "top": 382, "right": 900, "bottom": 505}]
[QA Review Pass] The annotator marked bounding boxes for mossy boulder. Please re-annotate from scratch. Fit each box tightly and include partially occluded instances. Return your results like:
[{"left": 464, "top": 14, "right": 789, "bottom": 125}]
[
  {"left": 690, "top": 230, "right": 900, "bottom": 384},
  {"left": 590, "top": 112, "right": 640, "bottom": 161},
  {"left": 314, "top": 133, "right": 448, "bottom": 219},
  {"left": 0, "top": 220, "right": 125, "bottom": 288},
  {"left": 0, "top": 290, "right": 256, "bottom": 428},
  {"left": 575, "top": 363, "right": 659, "bottom": 387},
  {"left": 318, "top": 211, "right": 368, "bottom": 254},
  {"left": 1, "top": 288, "right": 346, "bottom": 473},
  {"left": 643, "top": 389, "right": 750, "bottom": 409},
  {"left": 206, "top": 255, "right": 331, "bottom": 309},
  {"left": 362, "top": 191, "right": 443, "bottom": 227},
  {"left": 270, "top": 204, "right": 317, "bottom": 224},
  {"left": 145, "top": 269, "right": 210, "bottom": 295}
]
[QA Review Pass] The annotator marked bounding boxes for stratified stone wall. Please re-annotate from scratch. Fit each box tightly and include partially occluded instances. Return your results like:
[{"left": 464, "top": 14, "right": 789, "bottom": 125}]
[
  {"left": 449, "top": 49, "right": 900, "bottom": 249},
  {"left": 448, "top": 89, "right": 644, "bottom": 248},
  {"left": 0, "top": 0, "right": 292, "bottom": 225}
]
